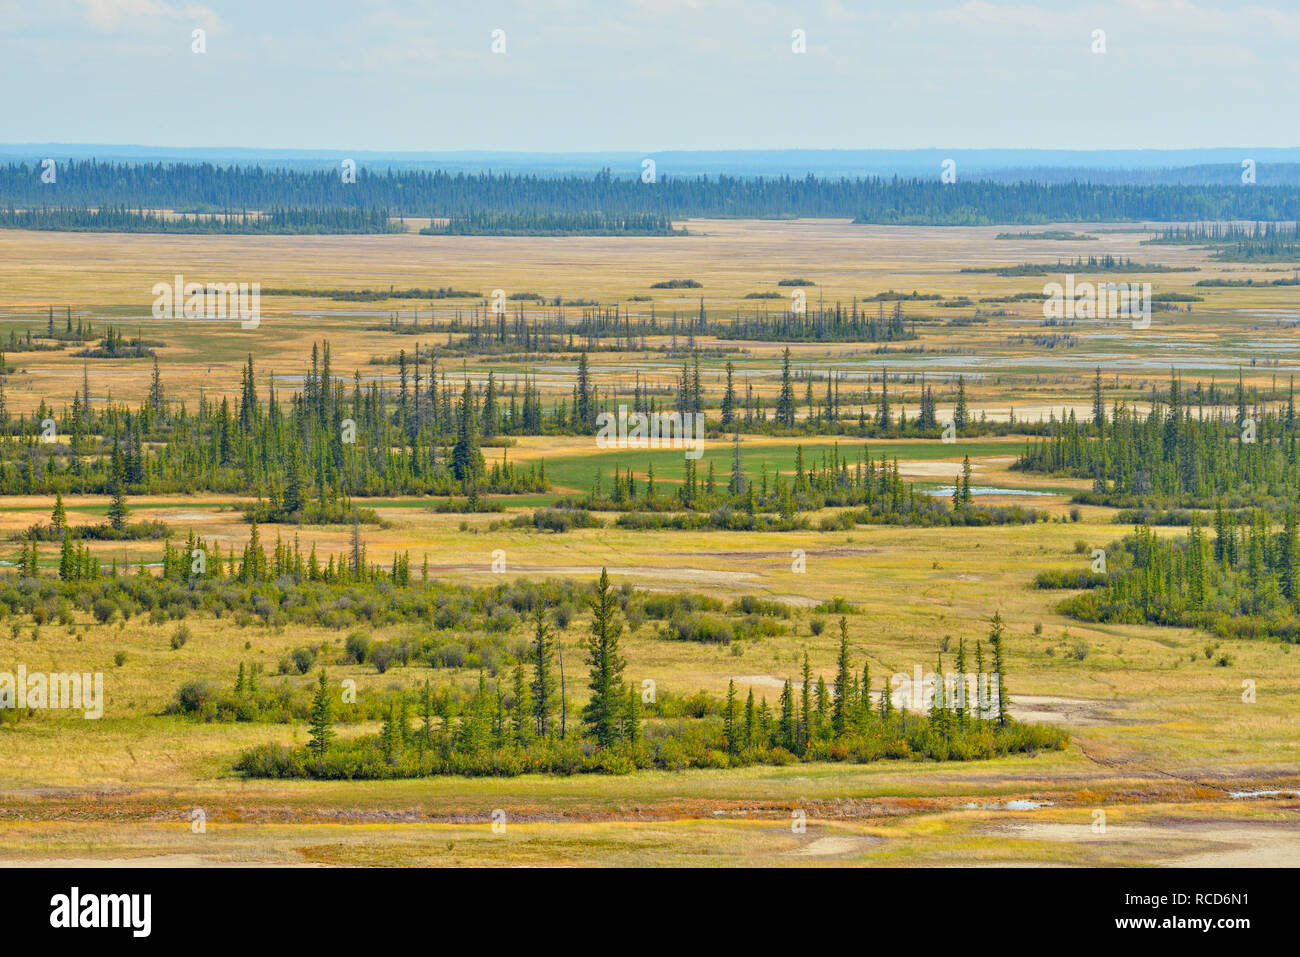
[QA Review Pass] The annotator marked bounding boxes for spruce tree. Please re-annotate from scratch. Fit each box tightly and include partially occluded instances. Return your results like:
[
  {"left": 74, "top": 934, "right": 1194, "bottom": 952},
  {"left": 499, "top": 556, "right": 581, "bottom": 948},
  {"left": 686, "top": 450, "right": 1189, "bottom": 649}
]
[
  {"left": 776, "top": 348, "right": 796, "bottom": 428},
  {"left": 729, "top": 433, "right": 746, "bottom": 495},
  {"left": 624, "top": 685, "right": 642, "bottom": 745},
  {"left": 860, "top": 661, "right": 872, "bottom": 726},
  {"left": 512, "top": 665, "right": 534, "bottom": 745},
  {"left": 1091, "top": 367, "right": 1105, "bottom": 433},
  {"left": 799, "top": 652, "right": 812, "bottom": 754},
  {"left": 832, "top": 616, "right": 851, "bottom": 735},
  {"left": 451, "top": 379, "right": 484, "bottom": 484},
  {"left": 58, "top": 530, "right": 73, "bottom": 581},
  {"left": 581, "top": 568, "right": 626, "bottom": 747},
  {"left": 815, "top": 676, "right": 829, "bottom": 734},
  {"left": 308, "top": 670, "right": 334, "bottom": 765},
  {"left": 778, "top": 679, "right": 796, "bottom": 751},
  {"left": 990, "top": 613, "right": 1011, "bottom": 726},
  {"left": 720, "top": 361, "right": 736, "bottom": 427},
  {"left": 530, "top": 604, "right": 557, "bottom": 738},
  {"left": 107, "top": 441, "right": 129, "bottom": 532},
  {"left": 953, "top": 375, "right": 968, "bottom": 431},
  {"left": 723, "top": 679, "right": 739, "bottom": 755},
  {"left": 954, "top": 637, "right": 968, "bottom": 727}
]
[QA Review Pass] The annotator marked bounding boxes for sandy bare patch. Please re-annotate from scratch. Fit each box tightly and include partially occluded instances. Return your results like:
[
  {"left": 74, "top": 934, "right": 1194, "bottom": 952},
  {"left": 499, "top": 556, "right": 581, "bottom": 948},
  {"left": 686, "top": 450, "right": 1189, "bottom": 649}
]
[
  {"left": 730, "top": 675, "right": 788, "bottom": 690},
  {"left": 766, "top": 594, "right": 822, "bottom": 608},
  {"left": 1007, "top": 695, "right": 1125, "bottom": 727},
  {"left": 155, "top": 510, "right": 223, "bottom": 523},
  {"left": 898, "top": 461, "right": 979, "bottom": 478},
  {"left": 787, "top": 834, "right": 883, "bottom": 858},
  {"left": 991, "top": 820, "right": 1300, "bottom": 868},
  {"left": 1173, "top": 824, "right": 1300, "bottom": 867},
  {"left": 881, "top": 690, "right": 1123, "bottom": 727}
]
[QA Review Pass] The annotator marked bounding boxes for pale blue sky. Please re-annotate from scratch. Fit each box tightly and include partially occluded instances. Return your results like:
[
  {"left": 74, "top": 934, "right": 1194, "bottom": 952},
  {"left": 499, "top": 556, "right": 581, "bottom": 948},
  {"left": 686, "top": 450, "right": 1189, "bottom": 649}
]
[{"left": 1, "top": 0, "right": 1296, "bottom": 152}]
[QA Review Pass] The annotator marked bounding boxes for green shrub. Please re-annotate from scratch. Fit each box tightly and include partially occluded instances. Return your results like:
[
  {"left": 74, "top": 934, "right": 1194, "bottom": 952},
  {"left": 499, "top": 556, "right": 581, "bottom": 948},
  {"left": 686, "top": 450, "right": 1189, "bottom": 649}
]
[{"left": 290, "top": 647, "right": 316, "bottom": 674}]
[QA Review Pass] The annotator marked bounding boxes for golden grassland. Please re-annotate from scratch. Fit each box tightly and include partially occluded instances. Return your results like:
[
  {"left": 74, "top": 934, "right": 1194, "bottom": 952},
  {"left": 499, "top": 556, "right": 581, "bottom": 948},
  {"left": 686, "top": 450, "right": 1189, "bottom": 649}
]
[
  {"left": 0, "top": 220, "right": 1298, "bottom": 866},
  {"left": 1, "top": 218, "right": 1298, "bottom": 417}
]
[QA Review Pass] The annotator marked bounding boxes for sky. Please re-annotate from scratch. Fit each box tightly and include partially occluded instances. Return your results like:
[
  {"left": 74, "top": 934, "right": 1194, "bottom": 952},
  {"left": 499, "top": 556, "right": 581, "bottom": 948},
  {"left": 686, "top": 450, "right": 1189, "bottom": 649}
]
[{"left": 1, "top": 0, "right": 1296, "bottom": 153}]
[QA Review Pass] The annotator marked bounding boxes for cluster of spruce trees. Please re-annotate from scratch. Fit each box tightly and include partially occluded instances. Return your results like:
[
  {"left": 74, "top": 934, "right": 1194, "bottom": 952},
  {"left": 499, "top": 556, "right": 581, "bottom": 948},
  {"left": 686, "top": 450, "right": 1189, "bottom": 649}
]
[
  {"left": 76, "top": 326, "right": 154, "bottom": 359},
  {"left": 4, "top": 524, "right": 604, "bottom": 634},
  {"left": 378, "top": 297, "right": 913, "bottom": 354},
  {"left": 1, "top": 309, "right": 96, "bottom": 354},
  {"left": 0, "top": 345, "right": 544, "bottom": 502},
  {"left": 31, "top": 508, "right": 421, "bottom": 591},
  {"left": 0, "top": 335, "right": 1032, "bottom": 504},
  {"left": 236, "top": 575, "right": 1065, "bottom": 779},
  {"left": 1146, "top": 222, "right": 1300, "bottom": 261},
  {"left": 1048, "top": 513, "right": 1300, "bottom": 641},
  {"left": 1016, "top": 371, "right": 1300, "bottom": 511},
  {"left": 573, "top": 441, "right": 1038, "bottom": 530}
]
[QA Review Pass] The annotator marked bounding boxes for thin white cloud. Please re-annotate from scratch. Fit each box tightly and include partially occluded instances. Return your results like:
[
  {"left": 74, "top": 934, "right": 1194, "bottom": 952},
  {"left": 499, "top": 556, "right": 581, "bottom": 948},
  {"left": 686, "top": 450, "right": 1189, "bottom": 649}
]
[{"left": 77, "top": 0, "right": 220, "bottom": 32}]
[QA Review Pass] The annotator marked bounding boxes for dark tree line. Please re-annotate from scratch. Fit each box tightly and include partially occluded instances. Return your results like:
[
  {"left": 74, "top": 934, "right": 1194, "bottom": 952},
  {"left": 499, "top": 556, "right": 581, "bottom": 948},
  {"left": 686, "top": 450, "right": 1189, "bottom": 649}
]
[
  {"left": 421, "top": 210, "right": 683, "bottom": 235},
  {"left": 0, "top": 205, "right": 402, "bottom": 234},
  {"left": 4, "top": 161, "right": 1299, "bottom": 224}
]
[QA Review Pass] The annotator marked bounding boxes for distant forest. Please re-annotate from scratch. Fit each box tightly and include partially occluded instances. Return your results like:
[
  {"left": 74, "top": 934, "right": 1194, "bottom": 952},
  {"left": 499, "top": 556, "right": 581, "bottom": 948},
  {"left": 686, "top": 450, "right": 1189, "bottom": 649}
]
[
  {"left": 421, "top": 211, "right": 684, "bottom": 236},
  {"left": 1144, "top": 222, "right": 1300, "bottom": 262},
  {"left": 0, "top": 204, "right": 402, "bottom": 234},
  {"left": 2, "top": 161, "right": 1299, "bottom": 225}
]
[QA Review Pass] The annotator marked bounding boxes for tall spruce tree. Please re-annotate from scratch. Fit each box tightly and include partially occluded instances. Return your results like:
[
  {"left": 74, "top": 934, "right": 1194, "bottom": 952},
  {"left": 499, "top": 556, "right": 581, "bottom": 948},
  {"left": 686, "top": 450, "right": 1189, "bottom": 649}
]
[
  {"left": 451, "top": 379, "right": 484, "bottom": 484},
  {"left": 799, "top": 652, "right": 812, "bottom": 754},
  {"left": 106, "top": 441, "right": 129, "bottom": 532},
  {"left": 308, "top": 670, "right": 334, "bottom": 765},
  {"left": 990, "top": 613, "right": 1010, "bottom": 726},
  {"left": 720, "top": 361, "right": 736, "bottom": 427},
  {"left": 832, "top": 617, "right": 851, "bottom": 735},
  {"left": 778, "top": 678, "right": 796, "bottom": 751},
  {"left": 582, "top": 568, "right": 626, "bottom": 747},
  {"left": 530, "top": 604, "right": 557, "bottom": 738},
  {"left": 723, "top": 679, "right": 739, "bottom": 755},
  {"left": 776, "top": 348, "right": 796, "bottom": 427}
]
